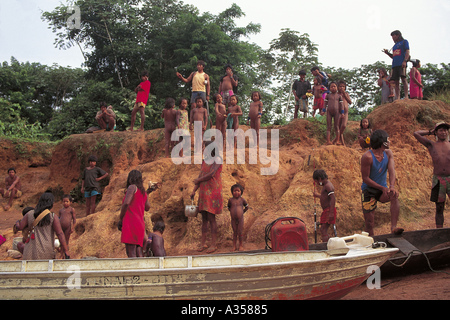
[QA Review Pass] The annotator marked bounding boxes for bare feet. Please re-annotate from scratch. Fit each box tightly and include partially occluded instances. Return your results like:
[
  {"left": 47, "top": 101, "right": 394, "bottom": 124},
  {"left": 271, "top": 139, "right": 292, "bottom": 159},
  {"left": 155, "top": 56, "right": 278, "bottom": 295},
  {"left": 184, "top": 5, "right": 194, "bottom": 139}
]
[
  {"left": 197, "top": 245, "right": 208, "bottom": 252},
  {"left": 206, "top": 246, "right": 217, "bottom": 254},
  {"left": 392, "top": 227, "right": 404, "bottom": 235}
]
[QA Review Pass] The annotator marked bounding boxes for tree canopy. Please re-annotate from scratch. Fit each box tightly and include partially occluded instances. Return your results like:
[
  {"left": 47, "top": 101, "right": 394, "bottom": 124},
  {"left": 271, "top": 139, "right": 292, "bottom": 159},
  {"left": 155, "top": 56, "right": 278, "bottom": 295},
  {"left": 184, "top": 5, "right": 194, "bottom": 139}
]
[{"left": 0, "top": 0, "right": 448, "bottom": 141}]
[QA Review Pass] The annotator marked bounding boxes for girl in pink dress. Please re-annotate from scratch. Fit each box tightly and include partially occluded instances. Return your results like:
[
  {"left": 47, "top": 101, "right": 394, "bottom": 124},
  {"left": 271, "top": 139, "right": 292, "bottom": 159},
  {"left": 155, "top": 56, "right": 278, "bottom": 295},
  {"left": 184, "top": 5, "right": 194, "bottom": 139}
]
[
  {"left": 190, "top": 143, "right": 223, "bottom": 253},
  {"left": 410, "top": 60, "right": 423, "bottom": 100},
  {"left": 119, "top": 170, "right": 150, "bottom": 257}
]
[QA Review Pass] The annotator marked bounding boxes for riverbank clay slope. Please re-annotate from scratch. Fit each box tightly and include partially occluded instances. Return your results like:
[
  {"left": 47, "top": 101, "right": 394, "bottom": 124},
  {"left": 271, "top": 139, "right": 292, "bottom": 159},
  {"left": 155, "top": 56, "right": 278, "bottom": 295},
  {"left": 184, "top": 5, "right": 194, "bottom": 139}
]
[{"left": 0, "top": 99, "right": 449, "bottom": 259}]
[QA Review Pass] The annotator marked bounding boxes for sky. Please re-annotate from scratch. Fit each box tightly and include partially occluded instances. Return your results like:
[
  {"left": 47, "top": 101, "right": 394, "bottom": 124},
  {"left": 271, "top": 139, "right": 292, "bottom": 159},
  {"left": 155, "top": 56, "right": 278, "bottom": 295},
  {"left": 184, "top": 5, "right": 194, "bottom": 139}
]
[{"left": 0, "top": 0, "right": 449, "bottom": 70}]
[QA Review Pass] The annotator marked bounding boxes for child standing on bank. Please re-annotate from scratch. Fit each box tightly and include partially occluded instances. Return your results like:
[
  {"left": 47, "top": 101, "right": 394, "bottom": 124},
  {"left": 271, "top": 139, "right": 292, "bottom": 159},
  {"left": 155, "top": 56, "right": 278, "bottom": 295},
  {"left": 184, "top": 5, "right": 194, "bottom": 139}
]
[
  {"left": 410, "top": 59, "right": 423, "bottom": 100},
  {"left": 247, "top": 91, "right": 263, "bottom": 146},
  {"left": 130, "top": 70, "right": 151, "bottom": 131},
  {"left": 377, "top": 68, "right": 391, "bottom": 104},
  {"left": 227, "top": 184, "right": 248, "bottom": 251},
  {"left": 312, "top": 77, "right": 326, "bottom": 118},
  {"left": 176, "top": 98, "right": 190, "bottom": 157},
  {"left": 81, "top": 155, "right": 109, "bottom": 216},
  {"left": 227, "top": 95, "right": 243, "bottom": 148},
  {"left": 337, "top": 80, "right": 352, "bottom": 146},
  {"left": 58, "top": 195, "right": 76, "bottom": 247},
  {"left": 323, "top": 82, "right": 343, "bottom": 145},
  {"left": 190, "top": 97, "right": 208, "bottom": 151},
  {"left": 162, "top": 98, "right": 178, "bottom": 158},
  {"left": 313, "top": 170, "right": 337, "bottom": 243},
  {"left": 213, "top": 93, "right": 227, "bottom": 147}
]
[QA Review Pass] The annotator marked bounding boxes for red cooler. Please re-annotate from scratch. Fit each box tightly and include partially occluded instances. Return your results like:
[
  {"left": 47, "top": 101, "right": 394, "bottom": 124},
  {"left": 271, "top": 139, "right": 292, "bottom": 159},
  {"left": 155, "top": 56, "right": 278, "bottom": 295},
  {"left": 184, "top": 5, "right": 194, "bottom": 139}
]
[{"left": 270, "top": 217, "right": 309, "bottom": 252}]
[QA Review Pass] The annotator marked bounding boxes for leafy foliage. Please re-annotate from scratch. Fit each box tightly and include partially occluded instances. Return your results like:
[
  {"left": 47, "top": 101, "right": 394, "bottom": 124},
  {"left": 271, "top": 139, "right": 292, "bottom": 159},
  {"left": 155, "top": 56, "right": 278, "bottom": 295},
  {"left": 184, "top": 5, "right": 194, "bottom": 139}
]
[{"left": 0, "top": 1, "right": 447, "bottom": 142}]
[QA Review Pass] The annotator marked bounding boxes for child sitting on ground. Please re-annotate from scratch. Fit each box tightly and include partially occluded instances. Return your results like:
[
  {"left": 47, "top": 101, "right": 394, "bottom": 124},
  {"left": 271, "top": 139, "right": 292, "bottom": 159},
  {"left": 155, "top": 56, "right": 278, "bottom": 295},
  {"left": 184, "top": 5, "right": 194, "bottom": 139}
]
[
  {"left": 227, "top": 183, "right": 248, "bottom": 251},
  {"left": 313, "top": 169, "right": 337, "bottom": 243},
  {"left": 358, "top": 118, "right": 372, "bottom": 149}
]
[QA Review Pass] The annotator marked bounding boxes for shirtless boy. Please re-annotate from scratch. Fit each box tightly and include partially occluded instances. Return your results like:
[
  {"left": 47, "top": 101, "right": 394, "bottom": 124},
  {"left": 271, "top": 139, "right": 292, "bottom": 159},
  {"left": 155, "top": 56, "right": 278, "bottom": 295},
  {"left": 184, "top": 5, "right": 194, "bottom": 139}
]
[
  {"left": 0, "top": 168, "right": 22, "bottom": 211},
  {"left": 414, "top": 122, "right": 450, "bottom": 228},
  {"left": 58, "top": 195, "right": 76, "bottom": 248},
  {"left": 227, "top": 184, "right": 248, "bottom": 251},
  {"left": 219, "top": 64, "right": 238, "bottom": 107},
  {"left": 162, "top": 98, "right": 178, "bottom": 158},
  {"left": 148, "top": 220, "right": 166, "bottom": 257},
  {"left": 323, "top": 82, "right": 343, "bottom": 145},
  {"left": 213, "top": 93, "right": 227, "bottom": 146},
  {"left": 190, "top": 97, "right": 208, "bottom": 149},
  {"left": 313, "top": 170, "right": 337, "bottom": 242},
  {"left": 337, "top": 80, "right": 352, "bottom": 146},
  {"left": 248, "top": 91, "right": 263, "bottom": 145}
]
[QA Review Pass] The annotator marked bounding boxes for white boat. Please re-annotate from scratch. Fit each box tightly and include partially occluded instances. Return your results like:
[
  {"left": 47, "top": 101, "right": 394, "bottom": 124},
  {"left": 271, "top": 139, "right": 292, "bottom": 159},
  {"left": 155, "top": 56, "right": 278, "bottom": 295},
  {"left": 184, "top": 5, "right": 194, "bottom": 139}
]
[{"left": 0, "top": 241, "right": 397, "bottom": 300}]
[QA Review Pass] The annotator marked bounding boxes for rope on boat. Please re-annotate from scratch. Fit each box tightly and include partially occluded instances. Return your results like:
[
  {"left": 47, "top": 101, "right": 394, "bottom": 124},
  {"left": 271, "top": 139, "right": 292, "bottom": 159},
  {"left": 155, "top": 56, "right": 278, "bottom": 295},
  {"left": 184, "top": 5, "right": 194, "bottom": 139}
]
[{"left": 388, "top": 249, "right": 450, "bottom": 275}]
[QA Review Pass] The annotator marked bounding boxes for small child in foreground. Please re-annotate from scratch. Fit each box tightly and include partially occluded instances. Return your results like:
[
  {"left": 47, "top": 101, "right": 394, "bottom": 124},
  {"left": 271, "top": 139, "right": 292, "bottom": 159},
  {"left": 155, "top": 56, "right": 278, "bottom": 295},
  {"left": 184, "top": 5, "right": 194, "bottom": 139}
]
[
  {"left": 313, "top": 170, "right": 337, "bottom": 243},
  {"left": 58, "top": 195, "right": 76, "bottom": 248},
  {"left": 227, "top": 184, "right": 248, "bottom": 251}
]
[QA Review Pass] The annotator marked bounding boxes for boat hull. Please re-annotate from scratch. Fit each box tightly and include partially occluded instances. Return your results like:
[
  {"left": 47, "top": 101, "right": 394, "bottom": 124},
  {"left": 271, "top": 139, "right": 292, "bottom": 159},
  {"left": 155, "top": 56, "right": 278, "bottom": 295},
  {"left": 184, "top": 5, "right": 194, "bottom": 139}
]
[
  {"left": 310, "top": 228, "right": 450, "bottom": 277},
  {"left": 0, "top": 248, "right": 397, "bottom": 300}
]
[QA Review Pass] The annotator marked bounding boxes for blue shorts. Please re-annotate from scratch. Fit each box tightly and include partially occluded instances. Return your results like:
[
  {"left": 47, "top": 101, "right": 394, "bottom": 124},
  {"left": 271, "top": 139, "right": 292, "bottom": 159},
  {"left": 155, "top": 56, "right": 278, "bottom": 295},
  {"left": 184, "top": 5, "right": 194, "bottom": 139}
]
[
  {"left": 190, "top": 91, "right": 206, "bottom": 104},
  {"left": 85, "top": 190, "right": 101, "bottom": 198}
]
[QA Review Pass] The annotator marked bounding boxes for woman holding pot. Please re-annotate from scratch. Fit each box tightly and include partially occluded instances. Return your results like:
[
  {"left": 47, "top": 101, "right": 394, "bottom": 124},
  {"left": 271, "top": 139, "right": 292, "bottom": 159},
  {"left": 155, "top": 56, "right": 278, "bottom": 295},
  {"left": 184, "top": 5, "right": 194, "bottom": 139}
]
[{"left": 190, "top": 142, "right": 223, "bottom": 253}]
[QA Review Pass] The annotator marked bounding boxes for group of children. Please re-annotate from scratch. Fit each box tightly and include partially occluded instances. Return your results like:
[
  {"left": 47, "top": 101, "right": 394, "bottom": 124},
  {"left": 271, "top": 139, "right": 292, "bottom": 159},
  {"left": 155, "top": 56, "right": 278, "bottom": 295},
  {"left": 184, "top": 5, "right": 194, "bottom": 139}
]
[
  {"left": 293, "top": 67, "right": 354, "bottom": 146},
  {"left": 161, "top": 91, "right": 264, "bottom": 157}
]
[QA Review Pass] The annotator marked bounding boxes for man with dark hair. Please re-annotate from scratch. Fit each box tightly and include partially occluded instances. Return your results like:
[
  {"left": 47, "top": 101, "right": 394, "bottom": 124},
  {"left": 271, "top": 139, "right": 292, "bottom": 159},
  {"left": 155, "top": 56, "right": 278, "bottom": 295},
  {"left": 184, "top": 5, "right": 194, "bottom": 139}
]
[
  {"left": 292, "top": 70, "right": 311, "bottom": 119},
  {"left": 360, "top": 130, "right": 403, "bottom": 236},
  {"left": 414, "top": 122, "right": 450, "bottom": 228},
  {"left": 383, "top": 30, "right": 410, "bottom": 100},
  {"left": 176, "top": 60, "right": 211, "bottom": 109}
]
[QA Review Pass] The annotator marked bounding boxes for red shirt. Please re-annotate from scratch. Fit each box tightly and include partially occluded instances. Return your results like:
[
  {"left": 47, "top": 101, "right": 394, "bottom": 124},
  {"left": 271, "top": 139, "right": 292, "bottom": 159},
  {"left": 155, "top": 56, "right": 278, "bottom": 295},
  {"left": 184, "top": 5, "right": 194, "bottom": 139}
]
[{"left": 136, "top": 80, "right": 151, "bottom": 105}]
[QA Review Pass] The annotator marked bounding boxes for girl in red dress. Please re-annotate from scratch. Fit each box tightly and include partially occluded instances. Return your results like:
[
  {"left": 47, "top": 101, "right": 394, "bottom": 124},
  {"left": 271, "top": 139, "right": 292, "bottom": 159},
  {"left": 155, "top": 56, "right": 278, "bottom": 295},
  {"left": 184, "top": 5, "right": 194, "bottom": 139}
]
[{"left": 119, "top": 170, "right": 151, "bottom": 257}]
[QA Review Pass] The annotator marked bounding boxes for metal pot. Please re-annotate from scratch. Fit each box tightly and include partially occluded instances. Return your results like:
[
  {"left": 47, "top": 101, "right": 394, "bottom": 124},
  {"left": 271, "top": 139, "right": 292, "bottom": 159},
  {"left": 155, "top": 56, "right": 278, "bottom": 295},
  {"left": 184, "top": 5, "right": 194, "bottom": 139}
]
[{"left": 185, "top": 200, "right": 199, "bottom": 218}]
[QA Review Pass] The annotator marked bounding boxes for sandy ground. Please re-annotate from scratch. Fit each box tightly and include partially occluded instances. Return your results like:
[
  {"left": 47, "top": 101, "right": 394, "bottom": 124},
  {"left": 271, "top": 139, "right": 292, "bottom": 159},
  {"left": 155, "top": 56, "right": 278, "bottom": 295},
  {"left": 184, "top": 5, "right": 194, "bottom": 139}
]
[{"left": 342, "top": 266, "right": 450, "bottom": 300}]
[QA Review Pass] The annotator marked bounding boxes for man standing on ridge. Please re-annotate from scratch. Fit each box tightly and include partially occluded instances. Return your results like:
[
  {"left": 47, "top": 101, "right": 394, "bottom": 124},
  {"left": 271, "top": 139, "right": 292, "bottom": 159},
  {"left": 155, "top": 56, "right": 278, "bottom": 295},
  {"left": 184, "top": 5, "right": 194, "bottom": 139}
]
[
  {"left": 383, "top": 30, "right": 410, "bottom": 100},
  {"left": 414, "top": 122, "right": 450, "bottom": 228}
]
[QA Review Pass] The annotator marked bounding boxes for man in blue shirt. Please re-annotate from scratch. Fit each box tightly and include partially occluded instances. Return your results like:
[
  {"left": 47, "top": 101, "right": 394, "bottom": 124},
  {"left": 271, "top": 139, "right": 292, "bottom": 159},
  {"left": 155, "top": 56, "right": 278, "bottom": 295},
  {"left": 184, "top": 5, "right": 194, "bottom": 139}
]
[
  {"left": 360, "top": 130, "right": 402, "bottom": 236},
  {"left": 383, "top": 30, "right": 410, "bottom": 100}
]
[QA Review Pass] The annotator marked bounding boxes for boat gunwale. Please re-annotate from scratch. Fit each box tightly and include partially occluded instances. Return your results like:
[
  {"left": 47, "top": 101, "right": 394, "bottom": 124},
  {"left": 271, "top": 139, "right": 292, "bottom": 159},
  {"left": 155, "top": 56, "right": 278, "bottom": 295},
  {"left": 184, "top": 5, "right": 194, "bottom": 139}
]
[{"left": 0, "top": 248, "right": 398, "bottom": 276}]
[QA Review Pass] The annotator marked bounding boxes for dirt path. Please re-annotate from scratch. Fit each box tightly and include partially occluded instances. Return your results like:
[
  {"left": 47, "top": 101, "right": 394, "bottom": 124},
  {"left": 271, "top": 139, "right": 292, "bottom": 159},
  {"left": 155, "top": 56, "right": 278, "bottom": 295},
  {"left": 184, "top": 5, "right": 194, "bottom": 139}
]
[{"left": 343, "top": 266, "right": 450, "bottom": 300}]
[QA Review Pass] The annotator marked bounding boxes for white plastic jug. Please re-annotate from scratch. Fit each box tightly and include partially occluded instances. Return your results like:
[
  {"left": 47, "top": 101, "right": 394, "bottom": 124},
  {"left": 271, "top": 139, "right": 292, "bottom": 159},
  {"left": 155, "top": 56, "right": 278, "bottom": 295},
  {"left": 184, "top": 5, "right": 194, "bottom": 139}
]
[{"left": 327, "top": 232, "right": 374, "bottom": 250}]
